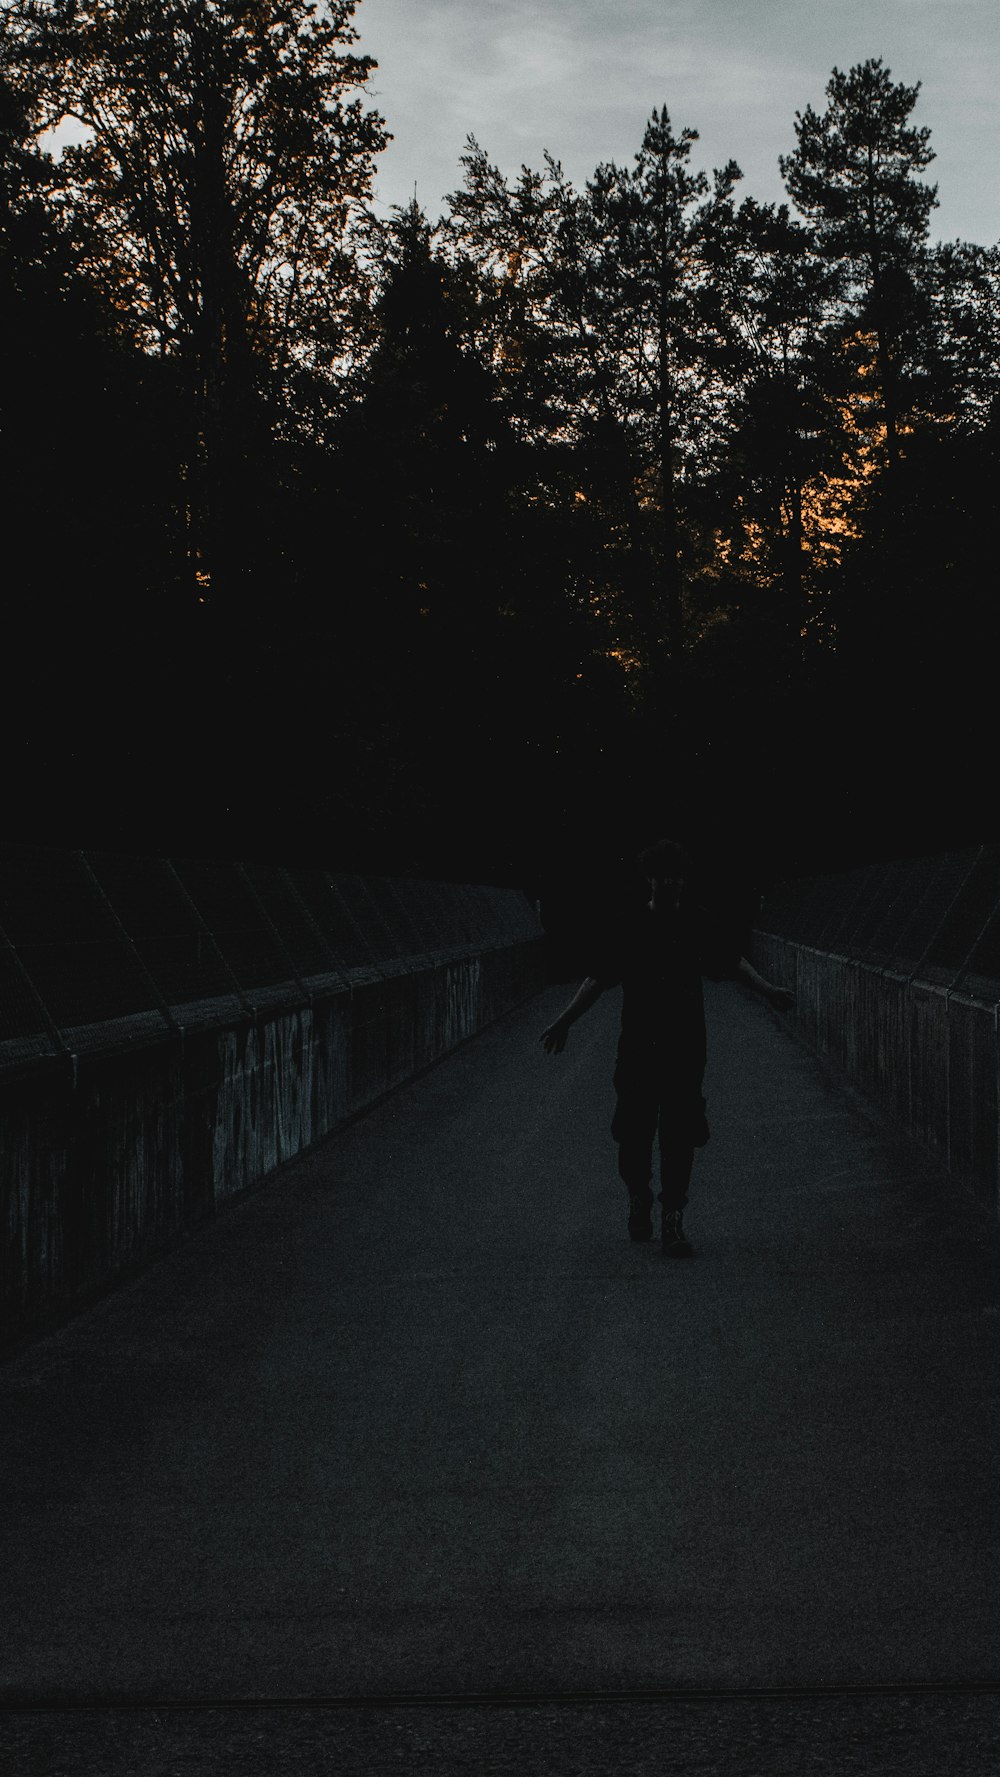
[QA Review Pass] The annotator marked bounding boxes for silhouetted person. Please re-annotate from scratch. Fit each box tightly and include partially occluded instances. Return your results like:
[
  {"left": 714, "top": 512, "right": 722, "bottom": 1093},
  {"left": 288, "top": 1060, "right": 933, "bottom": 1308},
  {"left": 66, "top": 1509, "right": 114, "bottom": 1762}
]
[{"left": 541, "top": 838, "right": 792, "bottom": 1253}]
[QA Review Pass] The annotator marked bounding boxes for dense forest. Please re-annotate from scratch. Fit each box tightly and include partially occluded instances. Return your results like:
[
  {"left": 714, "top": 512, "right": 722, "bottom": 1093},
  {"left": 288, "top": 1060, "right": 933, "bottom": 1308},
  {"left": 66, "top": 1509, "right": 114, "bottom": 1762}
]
[{"left": 3, "top": 0, "right": 998, "bottom": 900}]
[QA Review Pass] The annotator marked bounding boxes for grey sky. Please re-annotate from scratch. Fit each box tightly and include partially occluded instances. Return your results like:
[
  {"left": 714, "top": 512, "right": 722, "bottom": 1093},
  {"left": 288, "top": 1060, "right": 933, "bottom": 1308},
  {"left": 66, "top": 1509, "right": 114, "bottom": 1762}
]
[{"left": 352, "top": 0, "right": 1000, "bottom": 245}]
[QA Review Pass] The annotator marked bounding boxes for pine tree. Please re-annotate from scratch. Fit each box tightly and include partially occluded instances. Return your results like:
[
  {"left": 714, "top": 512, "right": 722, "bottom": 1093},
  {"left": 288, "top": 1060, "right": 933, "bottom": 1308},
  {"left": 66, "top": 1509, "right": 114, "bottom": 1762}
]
[
  {"left": 922, "top": 239, "right": 1000, "bottom": 432},
  {"left": 572, "top": 110, "right": 743, "bottom": 661},
  {"left": 780, "top": 59, "right": 937, "bottom": 471},
  {"left": 719, "top": 197, "right": 847, "bottom": 633}
]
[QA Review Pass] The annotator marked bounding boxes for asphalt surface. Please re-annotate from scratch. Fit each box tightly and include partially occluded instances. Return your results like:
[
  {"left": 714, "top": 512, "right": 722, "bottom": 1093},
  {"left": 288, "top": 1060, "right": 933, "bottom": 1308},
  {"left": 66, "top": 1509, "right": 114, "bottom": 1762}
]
[{"left": 4, "top": 979, "right": 1000, "bottom": 1772}]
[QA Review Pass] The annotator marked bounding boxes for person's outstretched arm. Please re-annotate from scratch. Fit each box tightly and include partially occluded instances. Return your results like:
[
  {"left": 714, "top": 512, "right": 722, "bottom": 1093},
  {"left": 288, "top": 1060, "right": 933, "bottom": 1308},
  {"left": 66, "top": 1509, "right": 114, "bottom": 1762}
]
[
  {"left": 736, "top": 956, "right": 794, "bottom": 1009},
  {"left": 540, "top": 977, "right": 605, "bottom": 1053}
]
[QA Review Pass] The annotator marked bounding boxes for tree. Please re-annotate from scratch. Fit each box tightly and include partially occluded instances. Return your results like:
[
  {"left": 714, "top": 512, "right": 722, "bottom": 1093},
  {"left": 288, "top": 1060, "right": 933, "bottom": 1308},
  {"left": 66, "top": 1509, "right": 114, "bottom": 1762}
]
[
  {"left": 331, "top": 198, "right": 630, "bottom": 876},
  {"left": 21, "top": 0, "right": 388, "bottom": 592},
  {"left": 445, "top": 115, "right": 747, "bottom": 668},
  {"left": 921, "top": 239, "right": 1000, "bottom": 432},
  {"left": 568, "top": 111, "right": 744, "bottom": 664},
  {"left": 1, "top": 5, "right": 180, "bottom": 632},
  {"left": 711, "top": 197, "right": 849, "bottom": 640},
  {"left": 1, "top": 9, "right": 195, "bottom": 848},
  {"left": 337, "top": 197, "right": 512, "bottom": 700},
  {"left": 441, "top": 115, "right": 766, "bottom": 849},
  {"left": 442, "top": 139, "right": 577, "bottom": 449},
  {"left": 442, "top": 141, "right": 648, "bottom": 707},
  {"left": 780, "top": 59, "right": 937, "bottom": 473}
]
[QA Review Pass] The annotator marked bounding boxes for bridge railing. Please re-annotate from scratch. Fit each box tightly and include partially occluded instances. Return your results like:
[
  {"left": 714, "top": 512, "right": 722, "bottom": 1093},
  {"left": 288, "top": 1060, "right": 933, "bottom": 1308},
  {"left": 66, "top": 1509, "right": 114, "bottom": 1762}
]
[
  {"left": 757, "top": 846, "right": 1000, "bottom": 998},
  {"left": 752, "top": 845, "right": 1000, "bottom": 1219},
  {"left": 0, "top": 843, "right": 540, "bottom": 1077},
  {"left": 0, "top": 844, "right": 544, "bottom": 1348}
]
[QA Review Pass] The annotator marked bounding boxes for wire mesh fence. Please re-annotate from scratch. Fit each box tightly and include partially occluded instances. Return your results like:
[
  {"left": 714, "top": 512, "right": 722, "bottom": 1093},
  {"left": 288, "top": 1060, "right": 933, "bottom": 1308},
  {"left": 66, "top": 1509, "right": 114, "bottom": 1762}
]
[
  {"left": 0, "top": 843, "right": 542, "bottom": 1073},
  {"left": 757, "top": 844, "right": 1000, "bottom": 997}
]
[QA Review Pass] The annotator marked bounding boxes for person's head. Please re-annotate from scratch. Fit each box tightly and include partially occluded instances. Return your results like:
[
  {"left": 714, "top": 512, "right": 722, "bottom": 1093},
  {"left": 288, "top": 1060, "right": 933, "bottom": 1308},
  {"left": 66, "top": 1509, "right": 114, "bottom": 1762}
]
[{"left": 637, "top": 838, "right": 692, "bottom": 916}]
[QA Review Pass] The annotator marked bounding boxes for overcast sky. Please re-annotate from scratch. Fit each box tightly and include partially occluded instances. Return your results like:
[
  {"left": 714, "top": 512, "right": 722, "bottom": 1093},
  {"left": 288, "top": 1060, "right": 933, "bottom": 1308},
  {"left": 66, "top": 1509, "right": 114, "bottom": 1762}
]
[{"left": 351, "top": 0, "right": 1000, "bottom": 246}]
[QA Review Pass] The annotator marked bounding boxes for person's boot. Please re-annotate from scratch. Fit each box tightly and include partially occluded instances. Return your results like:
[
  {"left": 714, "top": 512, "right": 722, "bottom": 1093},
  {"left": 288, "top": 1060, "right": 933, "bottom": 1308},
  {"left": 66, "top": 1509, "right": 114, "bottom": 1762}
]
[
  {"left": 661, "top": 1208, "right": 693, "bottom": 1256},
  {"left": 627, "top": 1190, "right": 654, "bottom": 1242}
]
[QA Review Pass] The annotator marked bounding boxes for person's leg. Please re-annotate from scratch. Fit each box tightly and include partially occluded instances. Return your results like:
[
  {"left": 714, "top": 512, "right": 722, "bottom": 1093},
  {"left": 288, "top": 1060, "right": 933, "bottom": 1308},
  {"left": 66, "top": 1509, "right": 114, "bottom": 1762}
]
[
  {"left": 658, "top": 1131, "right": 695, "bottom": 1213},
  {"left": 611, "top": 1069, "right": 659, "bottom": 1240},
  {"left": 658, "top": 1131, "right": 695, "bottom": 1254},
  {"left": 656, "top": 1072, "right": 707, "bottom": 1253}
]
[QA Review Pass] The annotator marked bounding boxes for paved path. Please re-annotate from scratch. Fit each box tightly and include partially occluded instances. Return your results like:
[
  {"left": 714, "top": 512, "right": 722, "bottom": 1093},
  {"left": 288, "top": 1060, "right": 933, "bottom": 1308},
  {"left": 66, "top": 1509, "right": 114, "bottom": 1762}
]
[{"left": 4, "top": 981, "right": 1000, "bottom": 1771}]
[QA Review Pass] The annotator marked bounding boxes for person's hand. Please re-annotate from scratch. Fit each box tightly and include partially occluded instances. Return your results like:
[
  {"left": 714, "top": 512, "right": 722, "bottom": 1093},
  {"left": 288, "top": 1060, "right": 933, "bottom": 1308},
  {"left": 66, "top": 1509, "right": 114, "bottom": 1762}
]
[{"left": 541, "top": 1016, "right": 570, "bottom": 1054}]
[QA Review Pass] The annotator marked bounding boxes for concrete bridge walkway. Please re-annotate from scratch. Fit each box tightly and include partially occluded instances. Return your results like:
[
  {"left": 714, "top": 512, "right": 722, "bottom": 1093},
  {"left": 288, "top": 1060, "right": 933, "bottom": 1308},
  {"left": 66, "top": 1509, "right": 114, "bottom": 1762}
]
[{"left": 4, "top": 981, "right": 1000, "bottom": 1772}]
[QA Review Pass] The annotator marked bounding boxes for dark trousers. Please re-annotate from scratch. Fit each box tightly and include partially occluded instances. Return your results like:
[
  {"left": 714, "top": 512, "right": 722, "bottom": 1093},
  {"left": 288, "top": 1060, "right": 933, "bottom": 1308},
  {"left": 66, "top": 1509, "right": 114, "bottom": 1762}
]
[{"left": 611, "top": 1060, "right": 708, "bottom": 1213}]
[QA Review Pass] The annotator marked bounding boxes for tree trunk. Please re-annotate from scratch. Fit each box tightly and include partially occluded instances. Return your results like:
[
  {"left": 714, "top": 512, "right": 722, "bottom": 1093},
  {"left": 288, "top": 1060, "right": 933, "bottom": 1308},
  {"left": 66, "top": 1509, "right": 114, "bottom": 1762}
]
[
  {"left": 656, "top": 302, "right": 684, "bottom": 660},
  {"left": 187, "top": 37, "right": 259, "bottom": 604}
]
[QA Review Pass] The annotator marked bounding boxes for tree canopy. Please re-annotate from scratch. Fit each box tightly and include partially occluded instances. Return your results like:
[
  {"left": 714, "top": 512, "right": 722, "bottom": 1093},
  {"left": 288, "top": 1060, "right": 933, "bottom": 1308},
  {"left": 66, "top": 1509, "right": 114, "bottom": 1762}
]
[{"left": 3, "top": 20, "right": 997, "bottom": 885}]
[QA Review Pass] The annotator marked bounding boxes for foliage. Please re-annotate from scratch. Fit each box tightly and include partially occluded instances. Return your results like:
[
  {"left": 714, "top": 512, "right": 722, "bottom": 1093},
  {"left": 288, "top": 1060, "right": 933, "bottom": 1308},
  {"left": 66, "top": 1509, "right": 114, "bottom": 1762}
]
[
  {"left": 3, "top": 20, "right": 998, "bottom": 878},
  {"left": 22, "top": 0, "right": 386, "bottom": 379},
  {"left": 779, "top": 58, "right": 938, "bottom": 467}
]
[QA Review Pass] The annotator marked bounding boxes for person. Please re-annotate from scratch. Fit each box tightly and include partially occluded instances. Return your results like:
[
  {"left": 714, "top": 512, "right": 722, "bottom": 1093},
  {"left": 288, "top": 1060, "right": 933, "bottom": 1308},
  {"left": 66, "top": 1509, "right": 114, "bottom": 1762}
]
[{"left": 540, "top": 838, "right": 793, "bottom": 1255}]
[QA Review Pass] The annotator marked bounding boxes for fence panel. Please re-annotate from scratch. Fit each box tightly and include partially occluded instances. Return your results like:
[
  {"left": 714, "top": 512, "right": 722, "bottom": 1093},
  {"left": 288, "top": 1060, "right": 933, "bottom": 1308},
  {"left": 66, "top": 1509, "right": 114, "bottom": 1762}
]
[
  {"left": 0, "top": 844, "right": 542, "bottom": 1077},
  {"left": 758, "top": 846, "right": 1000, "bottom": 994},
  {"left": 753, "top": 844, "right": 1000, "bottom": 1214}
]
